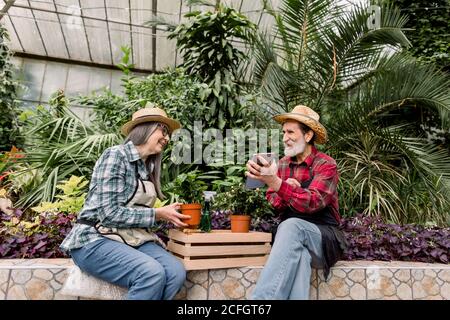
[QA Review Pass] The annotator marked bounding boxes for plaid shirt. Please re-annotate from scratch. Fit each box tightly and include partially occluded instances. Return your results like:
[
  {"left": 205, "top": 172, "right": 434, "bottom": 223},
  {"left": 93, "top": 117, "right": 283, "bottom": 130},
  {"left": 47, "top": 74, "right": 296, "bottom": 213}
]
[
  {"left": 266, "top": 146, "right": 341, "bottom": 223},
  {"left": 60, "top": 141, "right": 156, "bottom": 252}
]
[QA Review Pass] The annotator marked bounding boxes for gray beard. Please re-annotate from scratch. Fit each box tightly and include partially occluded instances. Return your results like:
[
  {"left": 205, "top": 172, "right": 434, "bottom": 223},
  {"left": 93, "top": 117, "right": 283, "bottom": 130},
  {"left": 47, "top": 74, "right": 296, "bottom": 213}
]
[{"left": 284, "top": 140, "right": 306, "bottom": 158}]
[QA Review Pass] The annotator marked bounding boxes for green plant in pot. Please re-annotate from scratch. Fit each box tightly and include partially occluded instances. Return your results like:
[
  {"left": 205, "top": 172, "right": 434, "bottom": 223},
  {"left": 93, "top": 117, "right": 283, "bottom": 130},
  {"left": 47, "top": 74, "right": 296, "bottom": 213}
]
[
  {"left": 170, "top": 170, "right": 208, "bottom": 229},
  {"left": 212, "top": 178, "right": 272, "bottom": 233}
]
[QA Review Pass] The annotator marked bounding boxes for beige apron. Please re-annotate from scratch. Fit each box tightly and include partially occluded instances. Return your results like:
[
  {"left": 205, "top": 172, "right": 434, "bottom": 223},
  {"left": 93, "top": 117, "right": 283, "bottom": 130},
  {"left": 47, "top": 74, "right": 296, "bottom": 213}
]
[{"left": 95, "top": 165, "right": 166, "bottom": 249}]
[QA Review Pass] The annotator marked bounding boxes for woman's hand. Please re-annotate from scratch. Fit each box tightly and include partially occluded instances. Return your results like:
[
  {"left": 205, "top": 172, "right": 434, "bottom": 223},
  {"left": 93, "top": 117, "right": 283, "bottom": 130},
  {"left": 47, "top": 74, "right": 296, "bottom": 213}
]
[{"left": 155, "top": 203, "right": 189, "bottom": 228}]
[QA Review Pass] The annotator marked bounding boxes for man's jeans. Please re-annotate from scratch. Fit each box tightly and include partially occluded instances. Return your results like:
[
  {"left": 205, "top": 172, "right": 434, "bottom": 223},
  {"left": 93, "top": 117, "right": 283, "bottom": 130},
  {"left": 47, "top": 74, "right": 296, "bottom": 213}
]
[
  {"left": 70, "top": 237, "right": 186, "bottom": 300},
  {"left": 251, "top": 218, "right": 323, "bottom": 300}
]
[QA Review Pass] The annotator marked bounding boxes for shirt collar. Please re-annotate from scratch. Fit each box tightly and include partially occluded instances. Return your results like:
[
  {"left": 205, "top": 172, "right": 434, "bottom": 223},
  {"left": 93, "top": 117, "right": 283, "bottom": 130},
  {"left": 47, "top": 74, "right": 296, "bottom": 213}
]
[
  {"left": 289, "top": 145, "right": 318, "bottom": 167},
  {"left": 123, "top": 140, "right": 141, "bottom": 163}
]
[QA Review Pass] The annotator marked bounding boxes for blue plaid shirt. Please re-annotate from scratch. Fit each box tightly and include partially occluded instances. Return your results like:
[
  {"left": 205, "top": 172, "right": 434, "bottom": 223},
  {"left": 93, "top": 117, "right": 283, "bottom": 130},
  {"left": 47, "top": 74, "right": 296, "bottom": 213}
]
[{"left": 60, "top": 141, "right": 156, "bottom": 252}]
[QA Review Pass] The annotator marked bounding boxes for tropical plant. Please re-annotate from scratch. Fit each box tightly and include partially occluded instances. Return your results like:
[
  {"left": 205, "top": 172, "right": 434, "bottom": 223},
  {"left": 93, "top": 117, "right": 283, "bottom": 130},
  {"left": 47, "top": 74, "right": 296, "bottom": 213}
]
[
  {"left": 385, "top": 0, "right": 450, "bottom": 148},
  {"left": 146, "top": 0, "right": 258, "bottom": 130},
  {"left": 250, "top": 0, "right": 450, "bottom": 225},
  {"left": 0, "top": 146, "right": 25, "bottom": 188},
  {"left": 0, "top": 25, "right": 22, "bottom": 152}
]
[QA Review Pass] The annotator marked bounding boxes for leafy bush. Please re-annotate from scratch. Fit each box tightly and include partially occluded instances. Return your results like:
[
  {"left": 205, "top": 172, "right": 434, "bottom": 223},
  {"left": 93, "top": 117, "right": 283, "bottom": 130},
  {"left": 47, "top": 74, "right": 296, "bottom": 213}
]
[
  {"left": 0, "top": 208, "right": 75, "bottom": 258},
  {"left": 0, "top": 146, "right": 24, "bottom": 187},
  {"left": 148, "top": 1, "right": 257, "bottom": 129},
  {"left": 1, "top": 206, "right": 448, "bottom": 263},
  {"left": 341, "top": 214, "right": 449, "bottom": 264},
  {"left": 31, "top": 176, "right": 87, "bottom": 215}
]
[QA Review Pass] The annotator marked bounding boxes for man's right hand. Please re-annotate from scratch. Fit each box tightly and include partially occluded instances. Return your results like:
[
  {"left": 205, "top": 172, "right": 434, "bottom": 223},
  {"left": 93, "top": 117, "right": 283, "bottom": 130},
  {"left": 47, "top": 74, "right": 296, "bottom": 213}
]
[{"left": 155, "top": 203, "right": 189, "bottom": 228}]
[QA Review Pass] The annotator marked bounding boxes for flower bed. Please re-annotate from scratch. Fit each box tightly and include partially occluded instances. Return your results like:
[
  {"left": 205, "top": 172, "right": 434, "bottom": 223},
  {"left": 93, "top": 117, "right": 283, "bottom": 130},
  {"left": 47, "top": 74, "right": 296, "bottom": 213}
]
[
  {"left": 1, "top": 209, "right": 449, "bottom": 265},
  {"left": 0, "top": 209, "right": 75, "bottom": 258}
]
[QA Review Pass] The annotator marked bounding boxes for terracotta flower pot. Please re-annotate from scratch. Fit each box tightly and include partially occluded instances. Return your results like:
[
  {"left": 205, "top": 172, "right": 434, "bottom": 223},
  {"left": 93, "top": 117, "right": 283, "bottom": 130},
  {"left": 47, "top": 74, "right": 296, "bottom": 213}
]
[
  {"left": 181, "top": 203, "right": 202, "bottom": 229},
  {"left": 230, "top": 214, "right": 251, "bottom": 233}
]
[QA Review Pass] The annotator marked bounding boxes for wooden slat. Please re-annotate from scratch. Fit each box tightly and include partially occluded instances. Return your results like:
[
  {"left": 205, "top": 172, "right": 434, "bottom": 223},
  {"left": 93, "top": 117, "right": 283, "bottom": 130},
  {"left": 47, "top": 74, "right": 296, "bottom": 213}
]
[
  {"left": 168, "top": 229, "right": 272, "bottom": 243},
  {"left": 177, "top": 256, "right": 268, "bottom": 270},
  {"left": 168, "top": 241, "right": 271, "bottom": 257}
]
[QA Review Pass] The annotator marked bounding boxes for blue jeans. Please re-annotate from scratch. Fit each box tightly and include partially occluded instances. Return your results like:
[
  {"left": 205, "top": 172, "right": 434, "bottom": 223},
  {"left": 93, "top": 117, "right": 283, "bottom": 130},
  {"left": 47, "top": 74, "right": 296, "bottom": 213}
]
[
  {"left": 70, "top": 237, "right": 186, "bottom": 300},
  {"left": 251, "top": 218, "right": 324, "bottom": 300}
]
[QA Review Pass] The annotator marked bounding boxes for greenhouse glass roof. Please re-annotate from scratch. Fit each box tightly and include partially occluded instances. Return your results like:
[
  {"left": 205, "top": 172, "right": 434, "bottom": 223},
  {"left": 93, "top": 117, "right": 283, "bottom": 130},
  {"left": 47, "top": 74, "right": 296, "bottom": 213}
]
[{"left": 0, "top": 0, "right": 277, "bottom": 72}]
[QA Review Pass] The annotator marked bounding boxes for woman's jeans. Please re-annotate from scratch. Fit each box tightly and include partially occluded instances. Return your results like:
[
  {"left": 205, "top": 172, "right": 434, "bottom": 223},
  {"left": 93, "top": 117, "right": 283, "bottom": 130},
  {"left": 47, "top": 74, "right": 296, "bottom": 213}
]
[
  {"left": 251, "top": 218, "right": 324, "bottom": 300},
  {"left": 70, "top": 237, "right": 186, "bottom": 300}
]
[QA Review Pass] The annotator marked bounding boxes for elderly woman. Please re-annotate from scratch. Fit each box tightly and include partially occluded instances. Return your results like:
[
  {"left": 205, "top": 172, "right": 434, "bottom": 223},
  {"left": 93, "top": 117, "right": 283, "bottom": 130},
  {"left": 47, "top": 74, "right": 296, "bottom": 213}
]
[{"left": 60, "top": 104, "right": 189, "bottom": 300}]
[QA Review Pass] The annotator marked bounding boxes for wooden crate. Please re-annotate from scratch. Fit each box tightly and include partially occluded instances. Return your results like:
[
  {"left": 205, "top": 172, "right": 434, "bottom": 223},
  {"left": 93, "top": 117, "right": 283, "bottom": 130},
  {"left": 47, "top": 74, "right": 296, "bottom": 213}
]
[{"left": 167, "top": 229, "right": 272, "bottom": 270}]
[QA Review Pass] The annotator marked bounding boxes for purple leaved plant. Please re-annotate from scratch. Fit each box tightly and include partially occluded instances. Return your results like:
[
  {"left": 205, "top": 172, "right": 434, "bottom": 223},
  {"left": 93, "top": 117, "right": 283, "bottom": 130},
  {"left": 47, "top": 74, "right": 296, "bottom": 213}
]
[
  {"left": 1, "top": 208, "right": 448, "bottom": 263},
  {"left": 340, "top": 214, "right": 449, "bottom": 264},
  {"left": 0, "top": 209, "right": 76, "bottom": 258}
]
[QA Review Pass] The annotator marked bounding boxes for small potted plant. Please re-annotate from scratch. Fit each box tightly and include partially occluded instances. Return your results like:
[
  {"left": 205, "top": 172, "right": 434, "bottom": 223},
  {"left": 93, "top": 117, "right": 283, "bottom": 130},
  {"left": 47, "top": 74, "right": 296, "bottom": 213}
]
[
  {"left": 212, "top": 179, "right": 272, "bottom": 233},
  {"left": 170, "top": 170, "right": 208, "bottom": 229}
]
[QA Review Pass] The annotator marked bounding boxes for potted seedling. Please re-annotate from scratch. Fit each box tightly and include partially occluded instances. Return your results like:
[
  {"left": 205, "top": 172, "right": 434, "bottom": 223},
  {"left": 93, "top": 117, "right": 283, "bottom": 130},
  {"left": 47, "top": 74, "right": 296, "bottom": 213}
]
[
  {"left": 171, "top": 170, "right": 208, "bottom": 229},
  {"left": 212, "top": 178, "right": 271, "bottom": 233}
]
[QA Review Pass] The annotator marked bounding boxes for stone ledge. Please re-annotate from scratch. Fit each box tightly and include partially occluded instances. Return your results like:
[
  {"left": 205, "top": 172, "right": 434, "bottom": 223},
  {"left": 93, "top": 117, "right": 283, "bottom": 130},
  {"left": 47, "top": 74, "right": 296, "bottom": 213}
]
[{"left": 0, "top": 259, "right": 448, "bottom": 300}]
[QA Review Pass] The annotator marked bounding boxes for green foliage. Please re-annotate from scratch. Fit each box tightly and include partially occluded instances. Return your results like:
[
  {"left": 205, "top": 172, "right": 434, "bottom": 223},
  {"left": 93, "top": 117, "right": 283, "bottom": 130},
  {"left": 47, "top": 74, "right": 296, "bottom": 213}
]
[
  {"left": 211, "top": 179, "right": 273, "bottom": 219},
  {"left": 0, "top": 25, "right": 22, "bottom": 151},
  {"left": 251, "top": 0, "right": 450, "bottom": 225},
  {"left": 164, "top": 170, "right": 208, "bottom": 204},
  {"left": 386, "top": 0, "right": 450, "bottom": 71},
  {"left": 211, "top": 165, "right": 247, "bottom": 191},
  {"left": 78, "top": 90, "right": 127, "bottom": 133},
  {"left": 125, "top": 67, "right": 207, "bottom": 130},
  {"left": 32, "top": 176, "right": 87, "bottom": 215},
  {"left": 385, "top": 0, "right": 450, "bottom": 147},
  {"left": 148, "top": 2, "right": 257, "bottom": 129}
]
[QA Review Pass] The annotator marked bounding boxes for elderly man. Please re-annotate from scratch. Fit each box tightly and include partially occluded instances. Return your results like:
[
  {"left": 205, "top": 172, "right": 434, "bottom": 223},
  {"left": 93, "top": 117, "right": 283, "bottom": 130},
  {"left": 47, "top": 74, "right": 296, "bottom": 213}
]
[{"left": 246, "top": 105, "right": 346, "bottom": 300}]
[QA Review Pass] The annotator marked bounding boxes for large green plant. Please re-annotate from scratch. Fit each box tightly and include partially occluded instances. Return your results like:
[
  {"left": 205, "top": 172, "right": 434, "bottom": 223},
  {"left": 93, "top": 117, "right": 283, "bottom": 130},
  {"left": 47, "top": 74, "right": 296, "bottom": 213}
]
[
  {"left": 147, "top": 0, "right": 257, "bottom": 129},
  {"left": 386, "top": 0, "right": 449, "bottom": 71},
  {"left": 0, "top": 25, "right": 21, "bottom": 152},
  {"left": 251, "top": 0, "right": 450, "bottom": 225},
  {"left": 386, "top": 0, "right": 450, "bottom": 147}
]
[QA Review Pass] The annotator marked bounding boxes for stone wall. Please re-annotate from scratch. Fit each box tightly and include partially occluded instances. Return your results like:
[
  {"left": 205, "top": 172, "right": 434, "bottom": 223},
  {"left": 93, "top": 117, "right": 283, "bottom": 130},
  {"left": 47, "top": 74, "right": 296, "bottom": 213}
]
[{"left": 0, "top": 259, "right": 448, "bottom": 300}]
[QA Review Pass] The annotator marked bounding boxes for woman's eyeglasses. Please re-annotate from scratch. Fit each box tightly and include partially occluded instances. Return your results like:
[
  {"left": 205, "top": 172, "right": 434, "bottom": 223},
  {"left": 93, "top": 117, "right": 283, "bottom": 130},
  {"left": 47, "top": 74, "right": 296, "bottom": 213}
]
[{"left": 158, "top": 123, "right": 170, "bottom": 138}]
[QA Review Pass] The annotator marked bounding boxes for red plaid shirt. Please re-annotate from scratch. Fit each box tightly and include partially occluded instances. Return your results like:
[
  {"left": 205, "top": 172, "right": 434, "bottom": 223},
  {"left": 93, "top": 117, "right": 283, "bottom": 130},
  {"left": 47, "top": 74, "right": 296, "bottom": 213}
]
[{"left": 267, "top": 146, "right": 340, "bottom": 223}]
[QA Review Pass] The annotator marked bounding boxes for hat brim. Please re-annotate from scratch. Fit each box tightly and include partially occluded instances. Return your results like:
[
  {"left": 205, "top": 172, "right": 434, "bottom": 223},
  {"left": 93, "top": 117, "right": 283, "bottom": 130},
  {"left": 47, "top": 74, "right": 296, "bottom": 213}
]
[
  {"left": 273, "top": 113, "right": 327, "bottom": 144},
  {"left": 121, "top": 115, "right": 181, "bottom": 136}
]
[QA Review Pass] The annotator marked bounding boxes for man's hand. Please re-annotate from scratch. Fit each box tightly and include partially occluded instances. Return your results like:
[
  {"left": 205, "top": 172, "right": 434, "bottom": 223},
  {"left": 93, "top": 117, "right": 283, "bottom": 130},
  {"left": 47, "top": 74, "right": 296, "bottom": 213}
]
[
  {"left": 245, "top": 155, "right": 282, "bottom": 191},
  {"left": 285, "top": 178, "right": 301, "bottom": 188},
  {"left": 155, "top": 203, "right": 189, "bottom": 228}
]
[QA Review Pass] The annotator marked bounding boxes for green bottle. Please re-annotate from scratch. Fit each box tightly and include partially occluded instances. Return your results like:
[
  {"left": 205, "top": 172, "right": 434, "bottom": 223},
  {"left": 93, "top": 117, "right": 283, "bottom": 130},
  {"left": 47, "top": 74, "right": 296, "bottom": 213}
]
[{"left": 200, "top": 191, "right": 215, "bottom": 232}]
